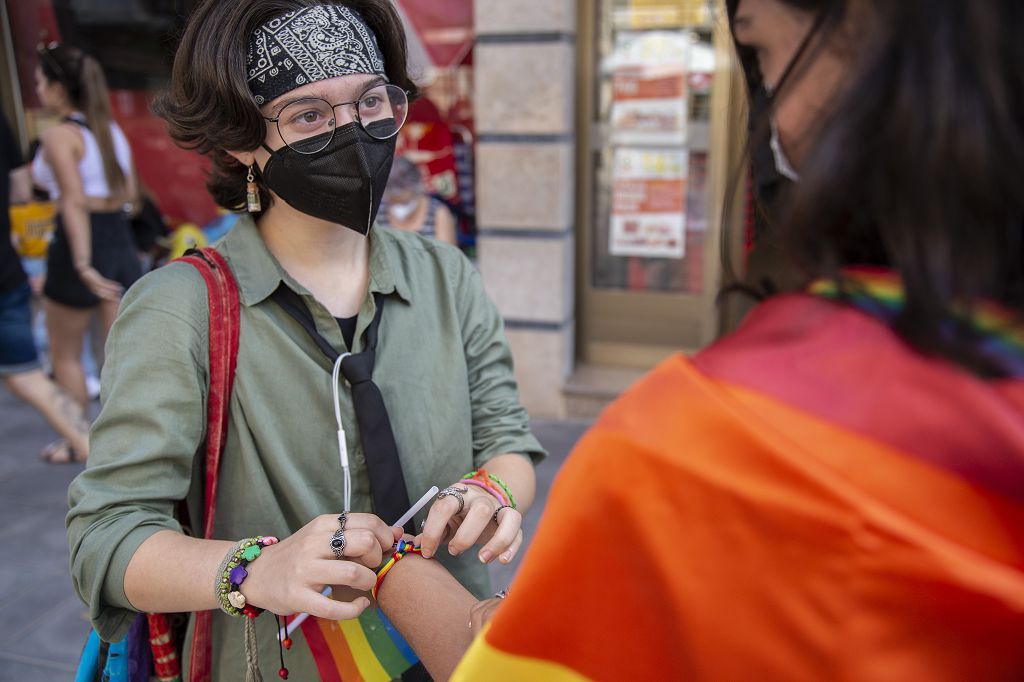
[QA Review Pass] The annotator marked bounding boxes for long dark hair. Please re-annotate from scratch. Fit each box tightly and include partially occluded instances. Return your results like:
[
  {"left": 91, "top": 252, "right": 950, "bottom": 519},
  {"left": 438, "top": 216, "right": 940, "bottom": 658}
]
[
  {"left": 39, "top": 44, "right": 127, "bottom": 195},
  {"left": 729, "top": 0, "right": 1024, "bottom": 377},
  {"left": 153, "top": 0, "right": 418, "bottom": 213}
]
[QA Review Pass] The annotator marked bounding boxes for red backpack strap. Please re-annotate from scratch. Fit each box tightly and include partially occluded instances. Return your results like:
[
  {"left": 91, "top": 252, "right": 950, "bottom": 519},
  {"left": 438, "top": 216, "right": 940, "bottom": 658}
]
[{"left": 176, "top": 247, "right": 240, "bottom": 682}]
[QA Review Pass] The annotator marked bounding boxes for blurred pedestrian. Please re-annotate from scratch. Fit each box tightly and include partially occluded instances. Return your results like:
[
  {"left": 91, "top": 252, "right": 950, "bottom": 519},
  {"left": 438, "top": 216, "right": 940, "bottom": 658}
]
[
  {"left": 32, "top": 44, "right": 140, "bottom": 430},
  {"left": 378, "top": 156, "right": 457, "bottom": 245},
  {"left": 0, "top": 113, "right": 90, "bottom": 462}
]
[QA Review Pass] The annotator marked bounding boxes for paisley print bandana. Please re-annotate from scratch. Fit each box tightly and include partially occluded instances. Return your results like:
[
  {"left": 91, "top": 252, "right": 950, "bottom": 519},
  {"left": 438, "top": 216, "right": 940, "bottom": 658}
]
[{"left": 247, "top": 4, "right": 387, "bottom": 105}]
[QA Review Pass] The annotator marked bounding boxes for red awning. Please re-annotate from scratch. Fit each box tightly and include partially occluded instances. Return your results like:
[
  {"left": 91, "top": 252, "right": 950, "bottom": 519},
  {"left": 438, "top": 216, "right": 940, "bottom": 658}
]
[{"left": 395, "top": 0, "right": 473, "bottom": 69}]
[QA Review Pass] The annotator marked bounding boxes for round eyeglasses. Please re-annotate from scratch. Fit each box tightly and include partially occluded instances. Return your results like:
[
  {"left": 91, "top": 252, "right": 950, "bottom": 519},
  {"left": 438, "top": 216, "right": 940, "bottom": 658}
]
[{"left": 263, "top": 83, "right": 409, "bottom": 154}]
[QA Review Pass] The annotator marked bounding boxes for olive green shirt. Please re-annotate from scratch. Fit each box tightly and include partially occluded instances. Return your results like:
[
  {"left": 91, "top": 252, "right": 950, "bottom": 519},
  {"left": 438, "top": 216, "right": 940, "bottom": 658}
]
[{"left": 66, "top": 216, "right": 545, "bottom": 678}]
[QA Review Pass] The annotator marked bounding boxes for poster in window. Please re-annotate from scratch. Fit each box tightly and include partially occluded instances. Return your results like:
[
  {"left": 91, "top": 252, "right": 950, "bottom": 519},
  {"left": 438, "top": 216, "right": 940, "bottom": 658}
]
[
  {"left": 614, "top": 0, "right": 710, "bottom": 30},
  {"left": 610, "top": 148, "right": 688, "bottom": 259},
  {"left": 608, "top": 31, "right": 690, "bottom": 146}
]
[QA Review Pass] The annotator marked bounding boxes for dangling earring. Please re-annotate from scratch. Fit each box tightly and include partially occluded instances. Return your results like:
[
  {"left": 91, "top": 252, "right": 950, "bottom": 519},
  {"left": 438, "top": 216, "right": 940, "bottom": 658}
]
[{"left": 246, "top": 165, "right": 262, "bottom": 213}]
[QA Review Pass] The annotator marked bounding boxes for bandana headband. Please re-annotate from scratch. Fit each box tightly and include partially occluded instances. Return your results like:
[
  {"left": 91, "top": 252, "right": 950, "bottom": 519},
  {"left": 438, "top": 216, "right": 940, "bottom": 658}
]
[{"left": 247, "top": 4, "right": 387, "bottom": 105}]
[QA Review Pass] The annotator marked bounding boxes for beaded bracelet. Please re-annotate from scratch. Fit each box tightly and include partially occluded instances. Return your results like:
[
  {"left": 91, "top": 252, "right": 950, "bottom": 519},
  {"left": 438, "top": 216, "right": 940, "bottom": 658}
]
[
  {"left": 215, "top": 536, "right": 278, "bottom": 617},
  {"left": 462, "top": 469, "right": 518, "bottom": 510},
  {"left": 372, "top": 539, "right": 423, "bottom": 602}
]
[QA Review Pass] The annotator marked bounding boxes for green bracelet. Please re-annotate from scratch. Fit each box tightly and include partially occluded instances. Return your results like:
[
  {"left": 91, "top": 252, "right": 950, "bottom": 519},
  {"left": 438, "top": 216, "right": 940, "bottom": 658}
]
[
  {"left": 487, "top": 473, "right": 517, "bottom": 510},
  {"left": 214, "top": 535, "right": 278, "bottom": 617}
]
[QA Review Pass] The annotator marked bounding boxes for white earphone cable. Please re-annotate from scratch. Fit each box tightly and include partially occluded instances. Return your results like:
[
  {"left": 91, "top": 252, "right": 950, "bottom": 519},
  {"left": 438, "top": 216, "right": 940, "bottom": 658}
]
[{"left": 332, "top": 352, "right": 353, "bottom": 513}]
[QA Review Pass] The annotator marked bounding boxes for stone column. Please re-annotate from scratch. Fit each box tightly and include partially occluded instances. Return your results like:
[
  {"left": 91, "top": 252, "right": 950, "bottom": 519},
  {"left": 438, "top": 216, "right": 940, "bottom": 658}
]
[{"left": 473, "top": 0, "right": 577, "bottom": 419}]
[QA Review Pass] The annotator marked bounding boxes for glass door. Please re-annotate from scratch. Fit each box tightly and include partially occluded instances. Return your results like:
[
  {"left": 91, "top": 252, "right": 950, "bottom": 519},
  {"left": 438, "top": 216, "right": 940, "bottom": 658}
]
[{"left": 577, "top": 0, "right": 746, "bottom": 368}]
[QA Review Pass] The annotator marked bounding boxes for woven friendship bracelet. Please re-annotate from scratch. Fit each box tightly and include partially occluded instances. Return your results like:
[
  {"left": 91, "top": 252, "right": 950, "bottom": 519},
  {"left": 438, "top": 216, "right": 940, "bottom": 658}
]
[
  {"left": 372, "top": 539, "right": 424, "bottom": 601},
  {"left": 215, "top": 536, "right": 279, "bottom": 617}
]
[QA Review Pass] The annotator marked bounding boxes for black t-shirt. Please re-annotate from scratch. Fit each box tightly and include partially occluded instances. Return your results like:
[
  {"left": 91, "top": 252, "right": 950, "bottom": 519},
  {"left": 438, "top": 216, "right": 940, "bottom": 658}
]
[
  {"left": 0, "top": 116, "right": 27, "bottom": 294},
  {"left": 335, "top": 315, "right": 357, "bottom": 350}
]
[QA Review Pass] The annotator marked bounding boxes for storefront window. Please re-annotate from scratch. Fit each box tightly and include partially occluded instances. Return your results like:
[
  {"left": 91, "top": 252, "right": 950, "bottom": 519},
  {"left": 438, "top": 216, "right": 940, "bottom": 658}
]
[{"left": 592, "top": 0, "right": 716, "bottom": 294}]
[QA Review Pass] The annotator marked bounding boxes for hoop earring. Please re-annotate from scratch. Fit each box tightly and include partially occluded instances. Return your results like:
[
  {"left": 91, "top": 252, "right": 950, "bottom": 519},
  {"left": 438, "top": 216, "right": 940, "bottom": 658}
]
[{"left": 246, "top": 165, "right": 262, "bottom": 213}]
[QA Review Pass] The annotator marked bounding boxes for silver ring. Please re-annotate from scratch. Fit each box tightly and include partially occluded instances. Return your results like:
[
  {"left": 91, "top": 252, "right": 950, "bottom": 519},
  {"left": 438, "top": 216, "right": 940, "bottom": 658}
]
[
  {"left": 492, "top": 504, "right": 510, "bottom": 525},
  {"left": 437, "top": 486, "right": 468, "bottom": 515},
  {"left": 330, "top": 529, "right": 346, "bottom": 559},
  {"left": 494, "top": 588, "right": 509, "bottom": 600},
  {"left": 337, "top": 512, "right": 348, "bottom": 531}
]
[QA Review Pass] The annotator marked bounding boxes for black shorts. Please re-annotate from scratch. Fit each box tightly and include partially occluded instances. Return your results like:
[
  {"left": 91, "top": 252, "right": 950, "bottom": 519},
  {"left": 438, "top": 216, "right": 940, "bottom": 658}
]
[{"left": 44, "top": 211, "right": 142, "bottom": 308}]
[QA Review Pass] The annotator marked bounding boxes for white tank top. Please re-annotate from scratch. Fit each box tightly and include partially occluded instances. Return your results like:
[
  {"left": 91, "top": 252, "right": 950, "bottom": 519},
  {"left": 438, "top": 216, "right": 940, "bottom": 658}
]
[{"left": 32, "top": 113, "right": 133, "bottom": 201}]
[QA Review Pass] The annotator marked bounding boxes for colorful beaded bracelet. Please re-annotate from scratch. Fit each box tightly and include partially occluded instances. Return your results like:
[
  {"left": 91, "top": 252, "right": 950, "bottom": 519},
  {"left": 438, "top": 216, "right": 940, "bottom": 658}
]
[
  {"left": 462, "top": 469, "right": 517, "bottom": 510},
  {"left": 372, "top": 539, "right": 423, "bottom": 602},
  {"left": 215, "top": 536, "right": 279, "bottom": 617}
]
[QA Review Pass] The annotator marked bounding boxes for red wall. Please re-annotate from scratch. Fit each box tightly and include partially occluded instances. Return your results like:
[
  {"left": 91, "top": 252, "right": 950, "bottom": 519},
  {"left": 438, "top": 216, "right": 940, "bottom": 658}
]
[
  {"left": 7, "top": 0, "right": 60, "bottom": 110},
  {"left": 107, "top": 91, "right": 217, "bottom": 227}
]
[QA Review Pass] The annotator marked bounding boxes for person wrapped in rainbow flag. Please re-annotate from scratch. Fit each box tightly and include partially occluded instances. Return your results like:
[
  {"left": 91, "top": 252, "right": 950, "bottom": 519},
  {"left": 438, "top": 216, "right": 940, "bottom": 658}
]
[{"left": 368, "top": 0, "right": 1024, "bottom": 679}]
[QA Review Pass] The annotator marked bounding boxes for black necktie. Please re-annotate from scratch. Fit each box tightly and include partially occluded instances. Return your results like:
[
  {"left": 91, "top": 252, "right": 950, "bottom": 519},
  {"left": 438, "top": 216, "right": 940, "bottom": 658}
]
[{"left": 271, "top": 286, "right": 412, "bottom": 530}]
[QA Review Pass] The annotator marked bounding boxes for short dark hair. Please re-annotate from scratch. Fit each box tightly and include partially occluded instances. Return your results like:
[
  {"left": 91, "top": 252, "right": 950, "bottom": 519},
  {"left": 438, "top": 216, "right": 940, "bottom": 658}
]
[
  {"left": 153, "top": 0, "right": 418, "bottom": 213},
  {"left": 732, "top": 0, "right": 1024, "bottom": 377}
]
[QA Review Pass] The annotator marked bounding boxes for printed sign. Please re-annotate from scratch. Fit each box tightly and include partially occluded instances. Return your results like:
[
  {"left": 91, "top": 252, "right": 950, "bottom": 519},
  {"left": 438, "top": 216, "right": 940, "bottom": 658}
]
[
  {"left": 612, "top": 66, "right": 687, "bottom": 145},
  {"left": 608, "top": 32, "right": 690, "bottom": 146},
  {"left": 614, "top": 0, "right": 709, "bottom": 29},
  {"left": 610, "top": 148, "right": 688, "bottom": 259}
]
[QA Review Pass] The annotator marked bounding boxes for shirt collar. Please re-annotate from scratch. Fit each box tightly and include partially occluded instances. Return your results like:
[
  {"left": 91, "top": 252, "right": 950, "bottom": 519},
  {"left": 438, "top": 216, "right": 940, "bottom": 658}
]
[
  {"left": 221, "top": 215, "right": 412, "bottom": 307},
  {"left": 367, "top": 226, "right": 413, "bottom": 304}
]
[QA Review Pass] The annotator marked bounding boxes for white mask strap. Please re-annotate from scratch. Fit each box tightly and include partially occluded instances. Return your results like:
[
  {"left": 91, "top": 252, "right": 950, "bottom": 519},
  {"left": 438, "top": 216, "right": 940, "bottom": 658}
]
[{"left": 769, "top": 119, "right": 801, "bottom": 182}]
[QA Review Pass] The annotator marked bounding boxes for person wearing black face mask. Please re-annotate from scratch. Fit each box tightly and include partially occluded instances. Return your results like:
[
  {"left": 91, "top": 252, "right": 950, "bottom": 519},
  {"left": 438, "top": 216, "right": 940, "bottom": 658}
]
[
  {"left": 255, "top": 80, "right": 402, "bottom": 233},
  {"left": 67, "top": 3, "right": 545, "bottom": 680}
]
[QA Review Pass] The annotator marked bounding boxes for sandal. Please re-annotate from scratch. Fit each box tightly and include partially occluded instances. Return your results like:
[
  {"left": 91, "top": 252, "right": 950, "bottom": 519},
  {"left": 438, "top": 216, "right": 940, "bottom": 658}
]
[{"left": 39, "top": 439, "right": 86, "bottom": 464}]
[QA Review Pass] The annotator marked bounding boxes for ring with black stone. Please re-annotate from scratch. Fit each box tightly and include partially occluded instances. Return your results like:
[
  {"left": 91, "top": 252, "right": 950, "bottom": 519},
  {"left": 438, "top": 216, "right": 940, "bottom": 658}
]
[{"left": 330, "top": 529, "right": 347, "bottom": 559}]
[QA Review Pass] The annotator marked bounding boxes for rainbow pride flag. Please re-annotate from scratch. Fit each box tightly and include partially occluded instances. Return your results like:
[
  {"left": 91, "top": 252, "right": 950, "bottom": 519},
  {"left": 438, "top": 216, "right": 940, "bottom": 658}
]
[
  {"left": 302, "top": 609, "right": 418, "bottom": 682},
  {"left": 452, "top": 292, "right": 1024, "bottom": 680}
]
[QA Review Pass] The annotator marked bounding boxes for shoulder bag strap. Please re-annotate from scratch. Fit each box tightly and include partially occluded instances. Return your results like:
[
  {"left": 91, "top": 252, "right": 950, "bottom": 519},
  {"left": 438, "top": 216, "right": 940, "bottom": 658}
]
[{"left": 177, "top": 247, "right": 240, "bottom": 682}]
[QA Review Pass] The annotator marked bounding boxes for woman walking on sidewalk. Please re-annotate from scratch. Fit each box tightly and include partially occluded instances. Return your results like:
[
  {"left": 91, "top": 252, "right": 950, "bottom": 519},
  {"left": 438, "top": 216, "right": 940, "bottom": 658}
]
[{"left": 32, "top": 44, "right": 140, "bottom": 445}]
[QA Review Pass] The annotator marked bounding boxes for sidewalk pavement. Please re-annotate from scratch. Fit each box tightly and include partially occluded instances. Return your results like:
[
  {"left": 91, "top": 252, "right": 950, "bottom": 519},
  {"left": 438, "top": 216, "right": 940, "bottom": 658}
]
[{"left": 0, "top": 387, "right": 589, "bottom": 680}]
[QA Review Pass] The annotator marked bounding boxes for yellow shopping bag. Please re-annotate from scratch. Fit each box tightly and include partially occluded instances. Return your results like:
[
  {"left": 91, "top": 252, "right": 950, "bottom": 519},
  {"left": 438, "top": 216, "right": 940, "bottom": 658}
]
[{"left": 10, "top": 201, "right": 56, "bottom": 258}]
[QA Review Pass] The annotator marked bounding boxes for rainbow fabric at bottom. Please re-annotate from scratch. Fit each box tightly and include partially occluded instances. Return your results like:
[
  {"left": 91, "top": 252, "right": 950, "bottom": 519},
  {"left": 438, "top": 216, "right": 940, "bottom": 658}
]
[{"left": 302, "top": 608, "right": 418, "bottom": 682}]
